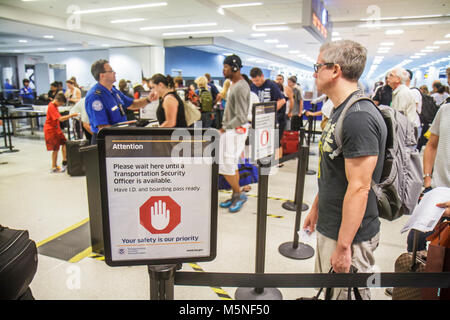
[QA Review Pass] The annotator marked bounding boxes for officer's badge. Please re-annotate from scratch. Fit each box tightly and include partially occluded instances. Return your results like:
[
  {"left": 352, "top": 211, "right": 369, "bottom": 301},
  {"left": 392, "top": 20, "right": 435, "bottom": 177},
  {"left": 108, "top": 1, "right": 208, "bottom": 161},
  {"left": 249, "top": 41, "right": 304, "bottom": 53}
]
[{"left": 92, "top": 100, "right": 103, "bottom": 111}]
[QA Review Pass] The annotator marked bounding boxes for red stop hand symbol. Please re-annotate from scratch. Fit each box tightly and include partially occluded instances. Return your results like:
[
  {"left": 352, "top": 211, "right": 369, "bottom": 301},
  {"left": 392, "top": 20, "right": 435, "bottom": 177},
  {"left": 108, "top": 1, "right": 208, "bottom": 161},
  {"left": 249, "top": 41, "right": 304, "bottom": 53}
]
[{"left": 140, "top": 196, "right": 181, "bottom": 234}]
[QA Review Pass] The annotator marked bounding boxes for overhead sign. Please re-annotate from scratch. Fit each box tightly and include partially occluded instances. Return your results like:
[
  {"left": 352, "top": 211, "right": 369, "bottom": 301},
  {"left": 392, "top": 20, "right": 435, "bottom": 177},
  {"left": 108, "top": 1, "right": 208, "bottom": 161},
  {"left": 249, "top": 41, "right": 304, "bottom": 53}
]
[
  {"left": 302, "top": 0, "right": 332, "bottom": 43},
  {"left": 97, "top": 127, "right": 218, "bottom": 266},
  {"left": 251, "top": 102, "right": 276, "bottom": 162}
]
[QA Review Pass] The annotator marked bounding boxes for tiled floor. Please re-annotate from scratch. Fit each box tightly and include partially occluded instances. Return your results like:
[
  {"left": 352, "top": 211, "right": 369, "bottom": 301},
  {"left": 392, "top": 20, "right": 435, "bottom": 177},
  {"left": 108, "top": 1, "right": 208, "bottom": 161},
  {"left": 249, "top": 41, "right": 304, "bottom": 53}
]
[{"left": 0, "top": 132, "right": 412, "bottom": 300}]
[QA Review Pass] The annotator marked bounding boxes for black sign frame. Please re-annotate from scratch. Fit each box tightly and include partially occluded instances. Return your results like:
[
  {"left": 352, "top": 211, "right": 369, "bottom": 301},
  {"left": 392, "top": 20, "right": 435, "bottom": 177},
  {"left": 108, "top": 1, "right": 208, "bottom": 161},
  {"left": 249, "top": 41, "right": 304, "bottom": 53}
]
[{"left": 97, "top": 127, "right": 218, "bottom": 267}]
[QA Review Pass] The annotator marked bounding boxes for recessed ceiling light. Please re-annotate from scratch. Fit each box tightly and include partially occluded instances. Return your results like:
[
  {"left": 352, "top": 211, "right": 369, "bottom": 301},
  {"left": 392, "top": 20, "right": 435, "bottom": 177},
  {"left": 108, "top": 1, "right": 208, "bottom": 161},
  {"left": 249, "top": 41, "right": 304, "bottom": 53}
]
[
  {"left": 380, "top": 42, "right": 394, "bottom": 46},
  {"left": 445, "top": 34, "right": 450, "bottom": 38},
  {"left": 378, "top": 47, "right": 391, "bottom": 51},
  {"left": 410, "top": 56, "right": 420, "bottom": 59},
  {"left": 276, "top": 44, "right": 289, "bottom": 48},
  {"left": 43, "top": 35, "right": 54, "bottom": 39},
  {"left": 426, "top": 46, "right": 440, "bottom": 49},
  {"left": 416, "top": 53, "right": 426, "bottom": 56},
  {"left": 111, "top": 18, "right": 146, "bottom": 24},
  {"left": 101, "top": 44, "right": 110, "bottom": 47},
  {"left": 74, "top": 2, "right": 167, "bottom": 14},
  {"left": 421, "top": 49, "right": 433, "bottom": 52},
  {"left": 140, "top": 22, "right": 217, "bottom": 31},
  {"left": 250, "top": 33, "right": 266, "bottom": 37},
  {"left": 434, "top": 40, "right": 450, "bottom": 45},
  {"left": 288, "top": 50, "right": 300, "bottom": 54},
  {"left": 264, "top": 39, "right": 279, "bottom": 43},
  {"left": 162, "top": 29, "right": 233, "bottom": 36},
  {"left": 253, "top": 22, "right": 289, "bottom": 32},
  {"left": 385, "top": 29, "right": 404, "bottom": 35},
  {"left": 18, "top": 39, "right": 28, "bottom": 43},
  {"left": 57, "top": 48, "right": 65, "bottom": 51}
]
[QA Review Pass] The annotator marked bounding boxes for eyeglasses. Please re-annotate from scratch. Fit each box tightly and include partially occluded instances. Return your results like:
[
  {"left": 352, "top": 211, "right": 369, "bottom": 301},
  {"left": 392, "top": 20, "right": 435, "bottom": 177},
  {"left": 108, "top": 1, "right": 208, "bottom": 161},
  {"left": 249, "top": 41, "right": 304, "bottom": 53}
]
[{"left": 313, "top": 62, "right": 334, "bottom": 73}]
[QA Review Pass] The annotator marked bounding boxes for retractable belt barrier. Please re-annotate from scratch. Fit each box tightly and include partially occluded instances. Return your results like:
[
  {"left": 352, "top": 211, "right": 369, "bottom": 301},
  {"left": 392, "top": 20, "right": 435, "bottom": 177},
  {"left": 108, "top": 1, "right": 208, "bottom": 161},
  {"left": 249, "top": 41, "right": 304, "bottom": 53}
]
[{"left": 175, "top": 270, "right": 450, "bottom": 289}]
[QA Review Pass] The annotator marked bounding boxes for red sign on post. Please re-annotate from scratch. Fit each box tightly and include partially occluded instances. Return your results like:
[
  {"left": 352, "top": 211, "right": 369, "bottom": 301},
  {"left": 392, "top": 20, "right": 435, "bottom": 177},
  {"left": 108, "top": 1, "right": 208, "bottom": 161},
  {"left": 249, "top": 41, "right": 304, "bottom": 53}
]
[{"left": 140, "top": 196, "right": 181, "bottom": 234}]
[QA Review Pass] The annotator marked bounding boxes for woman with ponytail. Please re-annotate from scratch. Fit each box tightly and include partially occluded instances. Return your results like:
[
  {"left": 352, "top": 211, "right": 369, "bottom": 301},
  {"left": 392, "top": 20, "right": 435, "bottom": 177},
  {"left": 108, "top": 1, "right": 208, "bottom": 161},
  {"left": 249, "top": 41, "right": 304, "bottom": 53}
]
[{"left": 150, "top": 74, "right": 187, "bottom": 128}]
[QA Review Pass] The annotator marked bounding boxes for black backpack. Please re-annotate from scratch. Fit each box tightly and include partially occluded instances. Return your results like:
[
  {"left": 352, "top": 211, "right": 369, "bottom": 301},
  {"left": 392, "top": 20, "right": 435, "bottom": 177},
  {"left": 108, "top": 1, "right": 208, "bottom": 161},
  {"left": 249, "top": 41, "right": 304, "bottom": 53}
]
[{"left": 413, "top": 88, "right": 439, "bottom": 124}]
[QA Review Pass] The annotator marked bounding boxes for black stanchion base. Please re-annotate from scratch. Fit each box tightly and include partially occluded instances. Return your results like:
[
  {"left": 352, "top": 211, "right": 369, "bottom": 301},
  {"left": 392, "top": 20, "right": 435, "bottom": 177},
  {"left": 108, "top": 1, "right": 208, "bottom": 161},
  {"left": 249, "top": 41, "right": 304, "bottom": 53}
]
[
  {"left": 279, "top": 241, "right": 315, "bottom": 260},
  {"left": 306, "top": 169, "right": 316, "bottom": 175},
  {"left": 2, "top": 149, "right": 19, "bottom": 153},
  {"left": 282, "top": 200, "right": 309, "bottom": 212},
  {"left": 235, "top": 287, "right": 283, "bottom": 300}
]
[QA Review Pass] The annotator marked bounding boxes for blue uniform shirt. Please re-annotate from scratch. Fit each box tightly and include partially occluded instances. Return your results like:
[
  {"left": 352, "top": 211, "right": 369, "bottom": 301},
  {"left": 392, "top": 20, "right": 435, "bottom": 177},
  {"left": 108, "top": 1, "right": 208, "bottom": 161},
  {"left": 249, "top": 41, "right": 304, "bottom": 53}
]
[
  {"left": 20, "top": 86, "right": 35, "bottom": 101},
  {"left": 85, "top": 82, "right": 134, "bottom": 133}
]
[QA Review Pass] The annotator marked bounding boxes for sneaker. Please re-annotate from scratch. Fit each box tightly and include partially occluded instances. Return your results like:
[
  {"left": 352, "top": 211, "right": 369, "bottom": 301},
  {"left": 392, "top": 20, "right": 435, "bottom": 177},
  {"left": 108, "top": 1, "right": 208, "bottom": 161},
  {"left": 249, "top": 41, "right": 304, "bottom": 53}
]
[
  {"left": 220, "top": 198, "right": 233, "bottom": 208},
  {"left": 50, "top": 167, "right": 61, "bottom": 173},
  {"left": 60, "top": 165, "right": 67, "bottom": 173},
  {"left": 229, "top": 193, "right": 248, "bottom": 213}
]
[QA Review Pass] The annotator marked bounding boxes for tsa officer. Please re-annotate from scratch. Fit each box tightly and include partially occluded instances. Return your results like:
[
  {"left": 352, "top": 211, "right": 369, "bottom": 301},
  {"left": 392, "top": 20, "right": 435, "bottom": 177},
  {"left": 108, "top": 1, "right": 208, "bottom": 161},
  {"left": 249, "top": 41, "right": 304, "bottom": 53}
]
[
  {"left": 20, "top": 78, "right": 35, "bottom": 104},
  {"left": 85, "top": 59, "right": 157, "bottom": 144}
]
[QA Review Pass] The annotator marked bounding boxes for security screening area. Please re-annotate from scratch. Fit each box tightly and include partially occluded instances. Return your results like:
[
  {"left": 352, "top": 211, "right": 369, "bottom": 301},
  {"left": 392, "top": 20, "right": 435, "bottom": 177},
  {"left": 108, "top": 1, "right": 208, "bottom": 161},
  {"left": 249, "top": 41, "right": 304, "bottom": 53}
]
[{"left": 1, "top": 0, "right": 450, "bottom": 311}]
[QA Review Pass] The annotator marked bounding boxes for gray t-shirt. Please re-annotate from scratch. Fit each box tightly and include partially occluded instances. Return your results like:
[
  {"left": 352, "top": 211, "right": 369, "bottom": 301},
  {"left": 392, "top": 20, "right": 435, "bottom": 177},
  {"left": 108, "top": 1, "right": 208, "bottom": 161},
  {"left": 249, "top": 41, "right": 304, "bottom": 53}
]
[
  {"left": 317, "top": 92, "right": 387, "bottom": 243},
  {"left": 429, "top": 103, "right": 450, "bottom": 188},
  {"left": 222, "top": 79, "right": 250, "bottom": 129}
]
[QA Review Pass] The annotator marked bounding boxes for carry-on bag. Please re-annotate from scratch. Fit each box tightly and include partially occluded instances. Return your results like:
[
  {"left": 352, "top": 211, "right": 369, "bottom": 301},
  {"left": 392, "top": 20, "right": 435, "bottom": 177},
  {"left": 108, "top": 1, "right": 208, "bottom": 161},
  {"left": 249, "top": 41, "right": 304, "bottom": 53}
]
[
  {"left": 66, "top": 139, "right": 89, "bottom": 176},
  {"left": 297, "top": 266, "right": 362, "bottom": 300},
  {"left": 0, "top": 225, "right": 38, "bottom": 300},
  {"left": 281, "top": 130, "right": 299, "bottom": 155},
  {"left": 392, "top": 229, "right": 428, "bottom": 300}
]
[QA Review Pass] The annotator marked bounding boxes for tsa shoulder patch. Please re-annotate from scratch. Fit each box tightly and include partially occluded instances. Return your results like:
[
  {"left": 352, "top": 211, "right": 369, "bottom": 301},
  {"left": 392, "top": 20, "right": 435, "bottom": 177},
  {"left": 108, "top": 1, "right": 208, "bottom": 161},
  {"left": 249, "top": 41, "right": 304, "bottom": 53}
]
[{"left": 92, "top": 100, "right": 103, "bottom": 112}]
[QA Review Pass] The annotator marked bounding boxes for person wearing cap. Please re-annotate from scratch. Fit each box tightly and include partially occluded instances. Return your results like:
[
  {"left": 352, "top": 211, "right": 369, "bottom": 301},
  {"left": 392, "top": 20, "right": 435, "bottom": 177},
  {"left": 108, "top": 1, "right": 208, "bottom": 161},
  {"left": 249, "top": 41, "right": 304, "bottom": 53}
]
[{"left": 218, "top": 54, "right": 251, "bottom": 213}]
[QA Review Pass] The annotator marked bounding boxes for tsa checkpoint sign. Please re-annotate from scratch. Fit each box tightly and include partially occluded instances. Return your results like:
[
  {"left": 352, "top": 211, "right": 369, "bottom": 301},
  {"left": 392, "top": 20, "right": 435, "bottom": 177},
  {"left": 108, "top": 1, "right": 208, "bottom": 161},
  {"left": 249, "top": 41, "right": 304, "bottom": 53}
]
[
  {"left": 251, "top": 102, "right": 276, "bottom": 161},
  {"left": 97, "top": 128, "right": 218, "bottom": 266}
]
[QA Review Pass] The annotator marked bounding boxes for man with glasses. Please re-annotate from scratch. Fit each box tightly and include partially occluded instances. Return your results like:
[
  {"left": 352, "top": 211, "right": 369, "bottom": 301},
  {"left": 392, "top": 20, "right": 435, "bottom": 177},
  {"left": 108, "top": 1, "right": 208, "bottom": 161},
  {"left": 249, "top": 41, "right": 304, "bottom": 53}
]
[
  {"left": 303, "top": 40, "right": 387, "bottom": 300},
  {"left": 85, "top": 59, "right": 156, "bottom": 144}
]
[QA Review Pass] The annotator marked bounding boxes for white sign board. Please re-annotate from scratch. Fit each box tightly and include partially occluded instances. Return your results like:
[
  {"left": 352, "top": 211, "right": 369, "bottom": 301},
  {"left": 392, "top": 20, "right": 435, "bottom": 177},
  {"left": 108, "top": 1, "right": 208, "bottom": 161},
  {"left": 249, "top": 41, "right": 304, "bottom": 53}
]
[
  {"left": 99, "top": 129, "right": 218, "bottom": 266},
  {"left": 251, "top": 102, "right": 277, "bottom": 161}
]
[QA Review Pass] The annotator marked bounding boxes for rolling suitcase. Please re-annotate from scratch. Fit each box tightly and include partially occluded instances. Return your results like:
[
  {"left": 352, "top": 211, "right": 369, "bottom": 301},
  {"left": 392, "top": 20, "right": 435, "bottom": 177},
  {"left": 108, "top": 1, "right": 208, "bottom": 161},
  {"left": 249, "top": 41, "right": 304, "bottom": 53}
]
[
  {"left": 281, "top": 131, "right": 299, "bottom": 155},
  {"left": 392, "top": 229, "right": 427, "bottom": 300},
  {"left": 0, "top": 225, "right": 38, "bottom": 300},
  {"left": 66, "top": 139, "right": 89, "bottom": 176}
]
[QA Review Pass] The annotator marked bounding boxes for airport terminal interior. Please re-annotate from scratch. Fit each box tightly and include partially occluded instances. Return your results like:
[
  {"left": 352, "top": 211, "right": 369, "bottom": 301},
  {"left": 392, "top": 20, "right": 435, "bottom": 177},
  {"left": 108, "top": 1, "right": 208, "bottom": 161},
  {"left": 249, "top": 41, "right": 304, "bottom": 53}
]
[{"left": 0, "top": 0, "right": 449, "bottom": 301}]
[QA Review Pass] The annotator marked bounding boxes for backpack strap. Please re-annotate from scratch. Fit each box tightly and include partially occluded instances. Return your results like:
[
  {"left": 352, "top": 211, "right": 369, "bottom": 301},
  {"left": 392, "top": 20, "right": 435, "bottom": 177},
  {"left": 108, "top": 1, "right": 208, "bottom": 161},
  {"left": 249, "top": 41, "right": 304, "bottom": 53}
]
[{"left": 329, "top": 92, "right": 374, "bottom": 160}]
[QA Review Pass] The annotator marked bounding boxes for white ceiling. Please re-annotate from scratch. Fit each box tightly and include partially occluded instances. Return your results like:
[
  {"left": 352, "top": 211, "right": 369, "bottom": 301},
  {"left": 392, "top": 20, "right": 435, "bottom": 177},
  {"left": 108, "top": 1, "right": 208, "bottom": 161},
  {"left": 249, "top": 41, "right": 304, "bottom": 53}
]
[{"left": 0, "top": 0, "right": 449, "bottom": 81}]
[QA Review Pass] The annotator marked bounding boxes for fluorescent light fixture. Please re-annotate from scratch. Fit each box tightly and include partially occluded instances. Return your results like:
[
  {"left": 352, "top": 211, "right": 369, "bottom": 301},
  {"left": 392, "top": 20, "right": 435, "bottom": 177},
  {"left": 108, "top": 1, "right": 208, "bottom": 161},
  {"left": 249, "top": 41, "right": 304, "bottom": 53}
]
[
  {"left": 385, "top": 29, "right": 404, "bottom": 35},
  {"left": 276, "top": 44, "right": 289, "bottom": 48},
  {"left": 446, "top": 34, "right": 450, "bottom": 38},
  {"left": 332, "top": 31, "right": 340, "bottom": 36},
  {"left": 332, "top": 37, "right": 342, "bottom": 41},
  {"left": 360, "top": 16, "right": 398, "bottom": 21},
  {"left": 223, "top": 53, "right": 234, "bottom": 56},
  {"left": 264, "top": 39, "right": 279, "bottom": 43},
  {"left": 140, "top": 22, "right": 217, "bottom": 31},
  {"left": 421, "top": 49, "right": 433, "bottom": 52},
  {"left": 434, "top": 40, "right": 450, "bottom": 44},
  {"left": 57, "top": 48, "right": 65, "bottom": 51},
  {"left": 410, "top": 56, "right": 420, "bottom": 59},
  {"left": 250, "top": 33, "right": 266, "bottom": 37},
  {"left": 426, "top": 46, "right": 439, "bottom": 49},
  {"left": 101, "top": 44, "right": 110, "bottom": 47},
  {"left": 380, "top": 42, "right": 394, "bottom": 46},
  {"left": 400, "top": 14, "right": 443, "bottom": 19},
  {"left": 378, "top": 47, "right": 391, "bottom": 51},
  {"left": 416, "top": 53, "right": 426, "bottom": 56},
  {"left": 220, "top": 2, "right": 263, "bottom": 9},
  {"left": 43, "top": 35, "right": 54, "bottom": 39},
  {"left": 18, "top": 40, "right": 28, "bottom": 43},
  {"left": 111, "top": 18, "right": 146, "bottom": 24},
  {"left": 288, "top": 50, "right": 300, "bottom": 54},
  {"left": 162, "top": 29, "right": 233, "bottom": 36},
  {"left": 74, "top": 2, "right": 167, "bottom": 14},
  {"left": 297, "top": 54, "right": 307, "bottom": 58},
  {"left": 253, "top": 22, "right": 290, "bottom": 32}
]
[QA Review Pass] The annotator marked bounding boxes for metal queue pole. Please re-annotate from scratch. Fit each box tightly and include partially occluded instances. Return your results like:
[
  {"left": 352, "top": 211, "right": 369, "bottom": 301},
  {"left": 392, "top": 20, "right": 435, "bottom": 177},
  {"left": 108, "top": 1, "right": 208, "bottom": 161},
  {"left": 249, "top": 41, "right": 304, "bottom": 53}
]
[
  {"left": 305, "top": 113, "right": 316, "bottom": 176},
  {"left": 1, "top": 106, "right": 19, "bottom": 153},
  {"left": 235, "top": 157, "right": 283, "bottom": 300},
  {"left": 282, "top": 127, "right": 309, "bottom": 212},
  {"left": 148, "top": 264, "right": 178, "bottom": 300},
  {"left": 279, "top": 144, "right": 315, "bottom": 260},
  {"left": 1, "top": 106, "right": 8, "bottom": 150}
]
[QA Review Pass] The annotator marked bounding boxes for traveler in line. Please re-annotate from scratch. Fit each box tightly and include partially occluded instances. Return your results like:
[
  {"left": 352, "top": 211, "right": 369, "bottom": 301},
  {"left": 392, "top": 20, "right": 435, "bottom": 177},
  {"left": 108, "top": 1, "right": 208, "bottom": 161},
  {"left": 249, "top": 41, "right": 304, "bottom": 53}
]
[
  {"left": 372, "top": 75, "right": 392, "bottom": 107},
  {"left": 195, "top": 76, "right": 214, "bottom": 128},
  {"left": 218, "top": 54, "right": 251, "bottom": 213},
  {"left": 20, "top": 78, "right": 34, "bottom": 104},
  {"left": 44, "top": 93, "right": 79, "bottom": 173},
  {"left": 150, "top": 74, "right": 187, "bottom": 128},
  {"left": 65, "top": 79, "right": 81, "bottom": 106},
  {"left": 303, "top": 40, "right": 387, "bottom": 300}
]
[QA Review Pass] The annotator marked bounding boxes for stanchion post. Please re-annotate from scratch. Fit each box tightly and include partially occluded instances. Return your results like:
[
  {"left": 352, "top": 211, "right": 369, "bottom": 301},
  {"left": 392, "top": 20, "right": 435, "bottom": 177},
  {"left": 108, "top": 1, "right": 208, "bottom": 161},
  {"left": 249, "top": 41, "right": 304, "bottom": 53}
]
[
  {"left": 1, "top": 106, "right": 8, "bottom": 149},
  {"left": 235, "top": 158, "right": 282, "bottom": 300},
  {"left": 279, "top": 145, "right": 315, "bottom": 260},
  {"left": 148, "top": 264, "right": 178, "bottom": 300}
]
